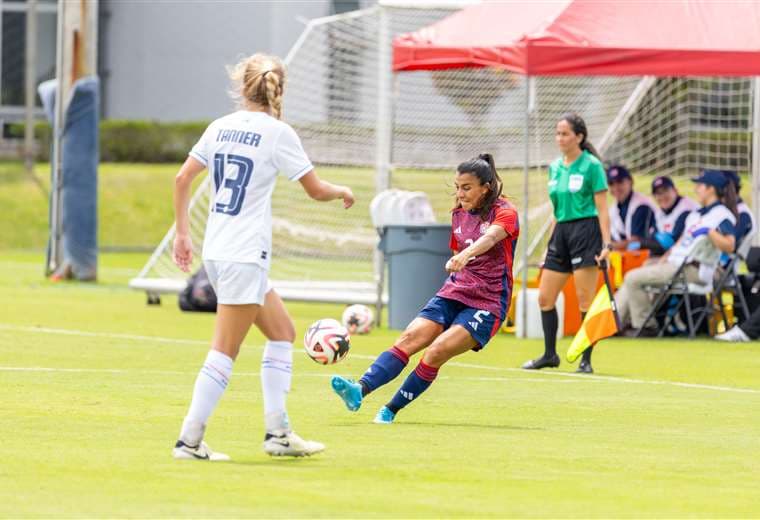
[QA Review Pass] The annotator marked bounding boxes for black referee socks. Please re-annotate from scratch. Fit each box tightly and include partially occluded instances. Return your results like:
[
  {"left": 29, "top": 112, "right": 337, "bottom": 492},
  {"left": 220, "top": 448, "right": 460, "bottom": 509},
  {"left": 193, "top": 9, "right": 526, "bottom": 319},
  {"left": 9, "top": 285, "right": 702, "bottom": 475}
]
[
  {"left": 541, "top": 308, "right": 559, "bottom": 358},
  {"left": 580, "top": 311, "right": 593, "bottom": 363}
]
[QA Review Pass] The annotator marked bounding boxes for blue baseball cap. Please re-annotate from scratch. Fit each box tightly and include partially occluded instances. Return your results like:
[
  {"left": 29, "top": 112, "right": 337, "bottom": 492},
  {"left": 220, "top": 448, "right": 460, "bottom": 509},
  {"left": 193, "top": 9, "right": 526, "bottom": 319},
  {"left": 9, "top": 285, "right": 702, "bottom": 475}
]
[
  {"left": 721, "top": 169, "right": 741, "bottom": 190},
  {"left": 606, "top": 164, "right": 631, "bottom": 183},
  {"left": 651, "top": 176, "right": 675, "bottom": 194},
  {"left": 692, "top": 169, "right": 728, "bottom": 190}
]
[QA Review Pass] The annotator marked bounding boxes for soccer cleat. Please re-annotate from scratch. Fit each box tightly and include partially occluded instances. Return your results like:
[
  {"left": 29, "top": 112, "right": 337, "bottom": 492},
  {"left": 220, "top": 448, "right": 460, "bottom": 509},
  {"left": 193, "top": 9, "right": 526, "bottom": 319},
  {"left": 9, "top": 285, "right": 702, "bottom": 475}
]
[
  {"left": 172, "top": 440, "right": 230, "bottom": 461},
  {"left": 331, "top": 375, "right": 363, "bottom": 411},
  {"left": 263, "top": 431, "right": 325, "bottom": 457},
  {"left": 521, "top": 354, "right": 560, "bottom": 370},
  {"left": 575, "top": 359, "right": 594, "bottom": 374},
  {"left": 373, "top": 406, "right": 395, "bottom": 424},
  {"left": 715, "top": 325, "right": 751, "bottom": 342}
]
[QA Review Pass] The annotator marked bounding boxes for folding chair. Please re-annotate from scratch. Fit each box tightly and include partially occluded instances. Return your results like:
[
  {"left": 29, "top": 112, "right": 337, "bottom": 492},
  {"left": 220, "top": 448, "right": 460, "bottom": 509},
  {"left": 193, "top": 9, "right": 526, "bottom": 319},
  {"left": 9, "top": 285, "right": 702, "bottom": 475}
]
[
  {"left": 637, "top": 236, "right": 721, "bottom": 338},
  {"left": 692, "top": 235, "right": 752, "bottom": 334}
]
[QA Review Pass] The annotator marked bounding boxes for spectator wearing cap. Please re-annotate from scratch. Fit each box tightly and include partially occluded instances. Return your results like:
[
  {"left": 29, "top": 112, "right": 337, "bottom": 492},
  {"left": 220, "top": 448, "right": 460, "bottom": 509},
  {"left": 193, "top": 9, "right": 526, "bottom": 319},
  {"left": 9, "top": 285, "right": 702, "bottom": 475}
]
[
  {"left": 606, "top": 164, "right": 656, "bottom": 250},
  {"left": 616, "top": 170, "right": 736, "bottom": 336},
  {"left": 720, "top": 170, "right": 756, "bottom": 249},
  {"left": 638, "top": 176, "right": 698, "bottom": 257}
]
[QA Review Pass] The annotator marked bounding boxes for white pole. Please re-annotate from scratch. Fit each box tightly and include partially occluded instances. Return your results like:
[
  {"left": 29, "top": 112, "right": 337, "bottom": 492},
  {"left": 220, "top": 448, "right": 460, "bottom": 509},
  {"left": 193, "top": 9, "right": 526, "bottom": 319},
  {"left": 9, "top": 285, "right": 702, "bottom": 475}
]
[
  {"left": 752, "top": 77, "right": 760, "bottom": 246},
  {"left": 374, "top": 4, "right": 393, "bottom": 326},
  {"left": 375, "top": 5, "right": 392, "bottom": 194},
  {"left": 519, "top": 77, "right": 532, "bottom": 339},
  {"left": 49, "top": 0, "right": 66, "bottom": 275},
  {"left": 24, "top": 0, "right": 38, "bottom": 175}
]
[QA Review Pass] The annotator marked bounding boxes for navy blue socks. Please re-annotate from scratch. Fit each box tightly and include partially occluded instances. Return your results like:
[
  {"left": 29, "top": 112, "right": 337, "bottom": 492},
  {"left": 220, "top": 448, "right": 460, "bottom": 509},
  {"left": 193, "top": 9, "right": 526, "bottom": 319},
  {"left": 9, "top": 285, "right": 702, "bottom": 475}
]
[
  {"left": 358, "top": 346, "right": 409, "bottom": 396},
  {"left": 387, "top": 361, "right": 439, "bottom": 413}
]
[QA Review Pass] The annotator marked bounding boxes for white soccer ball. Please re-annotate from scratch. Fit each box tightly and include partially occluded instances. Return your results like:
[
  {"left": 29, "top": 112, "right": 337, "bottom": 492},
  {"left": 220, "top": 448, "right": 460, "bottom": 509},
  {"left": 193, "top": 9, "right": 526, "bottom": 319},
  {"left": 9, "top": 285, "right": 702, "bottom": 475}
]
[
  {"left": 341, "top": 304, "right": 374, "bottom": 334},
  {"left": 303, "top": 318, "right": 351, "bottom": 365}
]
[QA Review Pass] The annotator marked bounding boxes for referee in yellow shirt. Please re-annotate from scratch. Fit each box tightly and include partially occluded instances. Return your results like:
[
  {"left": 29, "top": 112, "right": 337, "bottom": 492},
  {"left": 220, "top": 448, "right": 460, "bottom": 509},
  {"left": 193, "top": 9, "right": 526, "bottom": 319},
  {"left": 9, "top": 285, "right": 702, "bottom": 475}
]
[{"left": 522, "top": 113, "right": 612, "bottom": 374}]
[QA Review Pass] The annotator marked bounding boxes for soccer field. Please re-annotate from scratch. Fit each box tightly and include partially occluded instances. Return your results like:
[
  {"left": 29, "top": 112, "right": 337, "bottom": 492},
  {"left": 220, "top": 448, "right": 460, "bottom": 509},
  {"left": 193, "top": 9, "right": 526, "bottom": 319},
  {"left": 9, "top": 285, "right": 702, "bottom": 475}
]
[{"left": 1, "top": 251, "right": 759, "bottom": 517}]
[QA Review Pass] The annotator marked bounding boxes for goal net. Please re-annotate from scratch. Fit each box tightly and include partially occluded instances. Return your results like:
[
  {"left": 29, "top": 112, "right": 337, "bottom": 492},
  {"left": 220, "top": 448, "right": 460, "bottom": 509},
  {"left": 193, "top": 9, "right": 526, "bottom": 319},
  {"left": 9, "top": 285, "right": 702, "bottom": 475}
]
[{"left": 130, "top": 3, "right": 756, "bottom": 305}]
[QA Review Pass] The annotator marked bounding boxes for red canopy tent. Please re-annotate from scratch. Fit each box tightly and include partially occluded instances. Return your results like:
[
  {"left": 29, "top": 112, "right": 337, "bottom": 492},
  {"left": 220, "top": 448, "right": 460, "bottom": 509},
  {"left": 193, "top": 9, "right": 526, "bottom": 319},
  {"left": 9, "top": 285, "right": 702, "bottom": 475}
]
[
  {"left": 387, "top": 0, "right": 760, "bottom": 333},
  {"left": 393, "top": 0, "right": 760, "bottom": 76}
]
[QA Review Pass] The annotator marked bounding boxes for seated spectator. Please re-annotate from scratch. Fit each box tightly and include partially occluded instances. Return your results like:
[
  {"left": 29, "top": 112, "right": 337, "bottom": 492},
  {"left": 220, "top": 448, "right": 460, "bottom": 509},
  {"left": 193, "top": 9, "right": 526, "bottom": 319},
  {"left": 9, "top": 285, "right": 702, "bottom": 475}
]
[
  {"left": 721, "top": 170, "right": 756, "bottom": 249},
  {"left": 616, "top": 170, "right": 737, "bottom": 337},
  {"left": 638, "top": 176, "right": 698, "bottom": 257},
  {"left": 607, "top": 164, "right": 656, "bottom": 250}
]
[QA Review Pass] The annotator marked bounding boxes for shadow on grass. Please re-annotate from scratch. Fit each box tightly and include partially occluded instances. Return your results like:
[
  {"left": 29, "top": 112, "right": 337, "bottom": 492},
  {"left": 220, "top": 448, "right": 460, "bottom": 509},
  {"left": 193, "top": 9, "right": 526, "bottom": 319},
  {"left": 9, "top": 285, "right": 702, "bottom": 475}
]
[
  {"left": 400, "top": 421, "right": 544, "bottom": 431},
  {"left": 331, "top": 421, "right": 543, "bottom": 431}
]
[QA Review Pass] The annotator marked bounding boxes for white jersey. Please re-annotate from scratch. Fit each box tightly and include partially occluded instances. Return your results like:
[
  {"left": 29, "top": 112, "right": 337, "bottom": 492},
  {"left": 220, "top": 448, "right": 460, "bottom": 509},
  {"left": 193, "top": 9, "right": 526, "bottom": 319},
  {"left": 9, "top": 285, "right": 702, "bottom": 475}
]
[
  {"left": 655, "top": 196, "right": 698, "bottom": 235},
  {"left": 189, "top": 110, "right": 313, "bottom": 269},
  {"left": 609, "top": 191, "right": 656, "bottom": 241},
  {"left": 668, "top": 203, "right": 736, "bottom": 284}
]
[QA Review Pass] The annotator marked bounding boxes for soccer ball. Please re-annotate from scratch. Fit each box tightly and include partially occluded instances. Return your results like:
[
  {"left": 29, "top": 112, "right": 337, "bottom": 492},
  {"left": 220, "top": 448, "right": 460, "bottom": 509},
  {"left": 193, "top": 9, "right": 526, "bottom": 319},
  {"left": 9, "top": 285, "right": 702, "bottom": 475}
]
[
  {"left": 341, "top": 304, "right": 374, "bottom": 334},
  {"left": 303, "top": 318, "right": 351, "bottom": 365}
]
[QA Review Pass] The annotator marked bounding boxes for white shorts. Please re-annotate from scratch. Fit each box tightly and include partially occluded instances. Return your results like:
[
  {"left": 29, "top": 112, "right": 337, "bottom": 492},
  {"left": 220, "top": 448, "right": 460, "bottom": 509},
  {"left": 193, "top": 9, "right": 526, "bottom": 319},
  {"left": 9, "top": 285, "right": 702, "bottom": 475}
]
[{"left": 203, "top": 260, "right": 273, "bottom": 305}]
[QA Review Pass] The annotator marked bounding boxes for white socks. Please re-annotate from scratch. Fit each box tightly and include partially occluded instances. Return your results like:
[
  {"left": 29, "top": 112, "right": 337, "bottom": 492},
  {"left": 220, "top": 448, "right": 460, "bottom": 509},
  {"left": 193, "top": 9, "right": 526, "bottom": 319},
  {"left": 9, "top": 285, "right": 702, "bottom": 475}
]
[
  {"left": 261, "top": 340, "right": 293, "bottom": 434},
  {"left": 179, "top": 349, "right": 234, "bottom": 446}
]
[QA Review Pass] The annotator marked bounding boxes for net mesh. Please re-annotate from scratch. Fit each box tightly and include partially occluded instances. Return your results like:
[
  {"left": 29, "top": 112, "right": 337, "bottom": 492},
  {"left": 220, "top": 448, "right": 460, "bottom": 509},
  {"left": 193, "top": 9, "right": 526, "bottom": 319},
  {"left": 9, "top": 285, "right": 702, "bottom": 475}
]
[{"left": 132, "top": 5, "right": 756, "bottom": 302}]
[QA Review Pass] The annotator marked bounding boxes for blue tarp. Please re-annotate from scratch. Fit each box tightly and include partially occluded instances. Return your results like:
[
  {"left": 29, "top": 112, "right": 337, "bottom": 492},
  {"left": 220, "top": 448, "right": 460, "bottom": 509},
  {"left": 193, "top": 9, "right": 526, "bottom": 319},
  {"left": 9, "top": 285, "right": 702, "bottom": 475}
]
[{"left": 39, "top": 76, "right": 100, "bottom": 280}]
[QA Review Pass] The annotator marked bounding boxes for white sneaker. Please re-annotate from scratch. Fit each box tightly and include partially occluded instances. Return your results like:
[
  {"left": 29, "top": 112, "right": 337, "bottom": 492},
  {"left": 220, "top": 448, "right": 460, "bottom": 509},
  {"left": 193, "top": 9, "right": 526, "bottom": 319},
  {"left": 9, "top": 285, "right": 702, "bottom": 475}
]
[
  {"left": 715, "top": 326, "right": 751, "bottom": 342},
  {"left": 263, "top": 431, "right": 325, "bottom": 457},
  {"left": 173, "top": 440, "right": 230, "bottom": 461}
]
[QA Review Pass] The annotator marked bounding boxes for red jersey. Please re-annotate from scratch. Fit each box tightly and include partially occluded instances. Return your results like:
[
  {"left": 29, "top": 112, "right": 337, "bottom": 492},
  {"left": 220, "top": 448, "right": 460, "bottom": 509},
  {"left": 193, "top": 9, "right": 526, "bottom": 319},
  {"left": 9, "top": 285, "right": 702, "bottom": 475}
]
[{"left": 436, "top": 198, "right": 519, "bottom": 319}]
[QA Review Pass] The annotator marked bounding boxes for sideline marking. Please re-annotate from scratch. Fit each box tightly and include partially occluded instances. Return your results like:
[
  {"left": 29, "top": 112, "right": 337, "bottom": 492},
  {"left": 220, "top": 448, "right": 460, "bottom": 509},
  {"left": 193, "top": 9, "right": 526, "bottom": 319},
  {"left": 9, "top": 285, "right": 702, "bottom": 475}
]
[{"left": 1, "top": 323, "right": 759, "bottom": 395}]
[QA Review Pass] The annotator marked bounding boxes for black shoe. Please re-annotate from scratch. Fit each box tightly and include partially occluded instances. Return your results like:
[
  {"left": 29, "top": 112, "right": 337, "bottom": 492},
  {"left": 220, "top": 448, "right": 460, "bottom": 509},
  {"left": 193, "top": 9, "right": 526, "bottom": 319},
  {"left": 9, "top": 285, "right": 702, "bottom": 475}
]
[
  {"left": 575, "top": 360, "right": 594, "bottom": 374},
  {"left": 522, "top": 354, "right": 560, "bottom": 370}
]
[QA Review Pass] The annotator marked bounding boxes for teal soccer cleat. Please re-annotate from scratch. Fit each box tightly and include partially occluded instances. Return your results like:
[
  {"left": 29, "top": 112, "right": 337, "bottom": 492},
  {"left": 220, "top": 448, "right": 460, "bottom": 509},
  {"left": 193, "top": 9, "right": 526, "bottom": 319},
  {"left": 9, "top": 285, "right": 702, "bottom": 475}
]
[
  {"left": 331, "top": 376, "right": 363, "bottom": 412},
  {"left": 373, "top": 406, "right": 395, "bottom": 424}
]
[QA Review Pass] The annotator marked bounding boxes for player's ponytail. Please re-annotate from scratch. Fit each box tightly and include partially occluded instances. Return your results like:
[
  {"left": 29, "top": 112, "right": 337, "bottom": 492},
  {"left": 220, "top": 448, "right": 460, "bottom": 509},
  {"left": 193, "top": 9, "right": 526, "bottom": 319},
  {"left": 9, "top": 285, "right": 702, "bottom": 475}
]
[
  {"left": 718, "top": 179, "right": 739, "bottom": 218},
  {"left": 456, "top": 153, "right": 504, "bottom": 220},
  {"left": 228, "top": 53, "right": 286, "bottom": 119},
  {"left": 559, "top": 112, "right": 602, "bottom": 161}
]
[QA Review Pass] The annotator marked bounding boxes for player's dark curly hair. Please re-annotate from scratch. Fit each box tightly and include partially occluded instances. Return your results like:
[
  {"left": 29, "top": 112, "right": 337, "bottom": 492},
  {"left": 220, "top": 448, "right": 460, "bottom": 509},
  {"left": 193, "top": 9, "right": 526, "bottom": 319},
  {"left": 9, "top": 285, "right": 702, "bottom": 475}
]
[
  {"left": 455, "top": 153, "right": 504, "bottom": 220},
  {"left": 559, "top": 112, "right": 602, "bottom": 161}
]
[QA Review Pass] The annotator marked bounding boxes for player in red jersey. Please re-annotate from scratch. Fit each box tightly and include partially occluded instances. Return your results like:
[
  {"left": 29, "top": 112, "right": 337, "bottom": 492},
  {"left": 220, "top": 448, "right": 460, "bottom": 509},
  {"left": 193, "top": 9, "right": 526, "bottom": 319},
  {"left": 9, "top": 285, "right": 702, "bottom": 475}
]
[{"left": 331, "top": 154, "right": 519, "bottom": 424}]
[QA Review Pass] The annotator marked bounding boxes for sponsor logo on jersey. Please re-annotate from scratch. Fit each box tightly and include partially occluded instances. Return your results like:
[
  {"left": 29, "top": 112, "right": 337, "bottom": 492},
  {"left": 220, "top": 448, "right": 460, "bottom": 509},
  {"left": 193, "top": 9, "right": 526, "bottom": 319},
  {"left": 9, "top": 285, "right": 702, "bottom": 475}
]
[
  {"left": 480, "top": 223, "right": 489, "bottom": 234},
  {"left": 454, "top": 226, "right": 462, "bottom": 234}
]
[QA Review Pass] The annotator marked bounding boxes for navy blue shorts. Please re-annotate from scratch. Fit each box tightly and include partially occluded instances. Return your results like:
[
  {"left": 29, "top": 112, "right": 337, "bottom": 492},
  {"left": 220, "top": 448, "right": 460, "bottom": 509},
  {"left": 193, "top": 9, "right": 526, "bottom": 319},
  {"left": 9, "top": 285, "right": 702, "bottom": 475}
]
[{"left": 418, "top": 296, "right": 502, "bottom": 350}]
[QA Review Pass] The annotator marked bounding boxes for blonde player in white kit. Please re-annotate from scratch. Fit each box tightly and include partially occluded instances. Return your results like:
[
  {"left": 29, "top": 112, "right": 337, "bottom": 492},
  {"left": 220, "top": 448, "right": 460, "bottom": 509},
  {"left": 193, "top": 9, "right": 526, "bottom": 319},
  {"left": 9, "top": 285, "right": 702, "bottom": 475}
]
[{"left": 171, "top": 53, "right": 354, "bottom": 460}]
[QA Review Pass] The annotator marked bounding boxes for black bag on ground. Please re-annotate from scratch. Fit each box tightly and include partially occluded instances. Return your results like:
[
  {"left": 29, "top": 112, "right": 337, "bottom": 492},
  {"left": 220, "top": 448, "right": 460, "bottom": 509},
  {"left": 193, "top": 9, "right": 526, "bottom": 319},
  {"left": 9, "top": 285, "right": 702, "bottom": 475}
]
[{"left": 178, "top": 266, "right": 217, "bottom": 313}]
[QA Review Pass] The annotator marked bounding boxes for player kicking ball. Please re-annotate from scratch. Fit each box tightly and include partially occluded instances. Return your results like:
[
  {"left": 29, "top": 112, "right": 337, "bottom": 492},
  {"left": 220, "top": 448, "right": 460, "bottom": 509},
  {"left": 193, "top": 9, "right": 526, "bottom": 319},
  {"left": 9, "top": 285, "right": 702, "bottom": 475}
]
[
  {"left": 171, "top": 53, "right": 354, "bottom": 460},
  {"left": 331, "top": 154, "right": 518, "bottom": 424}
]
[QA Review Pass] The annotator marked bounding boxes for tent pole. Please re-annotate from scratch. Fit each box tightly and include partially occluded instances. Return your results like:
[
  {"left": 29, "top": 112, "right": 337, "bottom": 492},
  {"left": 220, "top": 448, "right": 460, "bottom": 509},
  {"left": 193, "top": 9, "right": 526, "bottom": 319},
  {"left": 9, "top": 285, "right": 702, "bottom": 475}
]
[
  {"left": 752, "top": 77, "right": 760, "bottom": 246},
  {"left": 520, "top": 76, "right": 532, "bottom": 339},
  {"left": 374, "top": 4, "right": 393, "bottom": 327}
]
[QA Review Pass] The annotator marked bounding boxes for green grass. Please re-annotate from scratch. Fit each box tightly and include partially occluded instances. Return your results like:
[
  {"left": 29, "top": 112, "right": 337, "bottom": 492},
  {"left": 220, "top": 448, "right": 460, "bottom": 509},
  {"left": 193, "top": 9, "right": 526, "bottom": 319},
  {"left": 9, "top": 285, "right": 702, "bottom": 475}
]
[{"left": 1, "top": 250, "right": 759, "bottom": 517}]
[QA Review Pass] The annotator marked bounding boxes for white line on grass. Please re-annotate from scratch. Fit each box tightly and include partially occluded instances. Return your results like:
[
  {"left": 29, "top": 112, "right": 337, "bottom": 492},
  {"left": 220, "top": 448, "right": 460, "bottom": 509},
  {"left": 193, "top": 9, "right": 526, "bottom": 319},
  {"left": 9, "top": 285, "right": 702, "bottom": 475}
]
[
  {"left": 0, "top": 366, "right": 585, "bottom": 385},
  {"left": 2, "top": 323, "right": 759, "bottom": 396}
]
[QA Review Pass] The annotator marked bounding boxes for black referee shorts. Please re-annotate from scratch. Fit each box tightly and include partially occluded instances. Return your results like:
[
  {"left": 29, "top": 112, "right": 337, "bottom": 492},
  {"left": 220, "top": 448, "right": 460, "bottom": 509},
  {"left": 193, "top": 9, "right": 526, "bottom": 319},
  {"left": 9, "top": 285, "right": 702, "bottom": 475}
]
[{"left": 544, "top": 217, "right": 603, "bottom": 273}]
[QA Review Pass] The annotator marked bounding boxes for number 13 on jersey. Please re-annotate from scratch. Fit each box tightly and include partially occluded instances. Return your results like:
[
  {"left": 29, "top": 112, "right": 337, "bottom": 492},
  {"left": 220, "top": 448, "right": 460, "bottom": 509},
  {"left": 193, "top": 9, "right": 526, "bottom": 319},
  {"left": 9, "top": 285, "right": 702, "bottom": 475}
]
[{"left": 212, "top": 153, "right": 254, "bottom": 216}]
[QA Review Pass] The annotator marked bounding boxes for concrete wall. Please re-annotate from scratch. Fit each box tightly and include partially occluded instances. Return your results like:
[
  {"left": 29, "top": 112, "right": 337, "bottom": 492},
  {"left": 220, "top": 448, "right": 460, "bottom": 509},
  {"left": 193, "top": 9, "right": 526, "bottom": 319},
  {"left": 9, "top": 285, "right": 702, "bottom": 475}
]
[{"left": 99, "top": 1, "right": 331, "bottom": 121}]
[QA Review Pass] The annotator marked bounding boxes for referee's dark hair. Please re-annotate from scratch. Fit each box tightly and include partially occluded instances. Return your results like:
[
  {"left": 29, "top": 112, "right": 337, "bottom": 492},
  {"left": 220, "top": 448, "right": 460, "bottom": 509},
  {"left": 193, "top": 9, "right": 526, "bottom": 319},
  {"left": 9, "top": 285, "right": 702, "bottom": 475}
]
[
  {"left": 559, "top": 112, "right": 602, "bottom": 160},
  {"left": 456, "top": 153, "right": 504, "bottom": 220}
]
